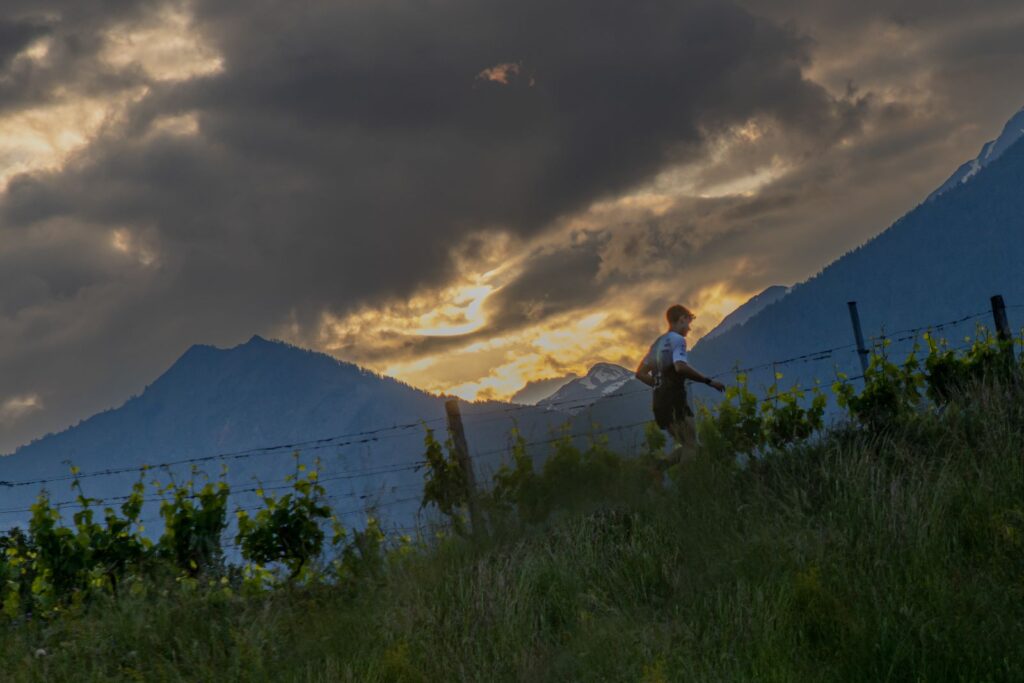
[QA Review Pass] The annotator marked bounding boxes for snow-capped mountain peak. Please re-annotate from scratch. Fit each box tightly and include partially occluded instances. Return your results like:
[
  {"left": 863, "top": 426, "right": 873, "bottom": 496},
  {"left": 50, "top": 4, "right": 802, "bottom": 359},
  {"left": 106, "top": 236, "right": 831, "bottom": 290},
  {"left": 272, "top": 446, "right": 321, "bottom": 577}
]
[
  {"left": 579, "top": 363, "right": 630, "bottom": 391},
  {"left": 927, "top": 106, "right": 1024, "bottom": 202},
  {"left": 538, "top": 363, "right": 640, "bottom": 413}
]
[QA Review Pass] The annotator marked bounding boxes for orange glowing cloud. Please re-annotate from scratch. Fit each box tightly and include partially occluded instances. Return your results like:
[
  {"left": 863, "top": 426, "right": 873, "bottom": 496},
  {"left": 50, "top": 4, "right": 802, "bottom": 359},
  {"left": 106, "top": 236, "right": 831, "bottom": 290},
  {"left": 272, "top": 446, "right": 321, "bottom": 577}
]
[
  {"left": 291, "top": 172, "right": 771, "bottom": 403},
  {"left": 301, "top": 237, "right": 761, "bottom": 403},
  {"left": 380, "top": 309, "right": 633, "bottom": 401},
  {"left": 477, "top": 62, "right": 520, "bottom": 84},
  {"left": 476, "top": 61, "right": 533, "bottom": 86}
]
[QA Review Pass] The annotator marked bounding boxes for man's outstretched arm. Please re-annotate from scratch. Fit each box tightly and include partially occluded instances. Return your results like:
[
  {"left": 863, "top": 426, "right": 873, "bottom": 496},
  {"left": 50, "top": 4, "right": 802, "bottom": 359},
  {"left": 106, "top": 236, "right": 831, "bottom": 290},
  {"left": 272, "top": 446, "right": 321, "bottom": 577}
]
[{"left": 674, "top": 361, "right": 725, "bottom": 392}]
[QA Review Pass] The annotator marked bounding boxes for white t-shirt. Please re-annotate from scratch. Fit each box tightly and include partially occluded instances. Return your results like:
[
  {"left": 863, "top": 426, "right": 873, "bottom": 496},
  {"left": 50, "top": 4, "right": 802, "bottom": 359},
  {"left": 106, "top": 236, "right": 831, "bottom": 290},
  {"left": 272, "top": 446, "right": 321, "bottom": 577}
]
[{"left": 645, "top": 331, "right": 688, "bottom": 372}]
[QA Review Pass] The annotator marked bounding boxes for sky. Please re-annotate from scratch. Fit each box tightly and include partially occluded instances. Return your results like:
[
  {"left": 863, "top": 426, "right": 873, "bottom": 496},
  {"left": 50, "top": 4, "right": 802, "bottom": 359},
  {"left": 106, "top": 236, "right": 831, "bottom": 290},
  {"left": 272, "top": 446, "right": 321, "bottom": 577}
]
[{"left": 1, "top": 0, "right": 1023, "bottom": 453}]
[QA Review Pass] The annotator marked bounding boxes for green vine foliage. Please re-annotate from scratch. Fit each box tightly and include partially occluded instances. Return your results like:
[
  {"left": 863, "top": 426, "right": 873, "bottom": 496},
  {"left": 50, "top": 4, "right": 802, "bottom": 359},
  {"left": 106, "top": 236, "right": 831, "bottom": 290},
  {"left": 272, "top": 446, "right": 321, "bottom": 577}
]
[
  {"left": 762, "top": 379, "right": 828, "bottom": 450},
  {"left": 421, "top": 427, "right": 469, "bottom": 534},
  {"left": 698, "top": 373, "right": 762, "bottom": 459},
  {"left": 485, "top": 426, "right": 656, "bottom": 528},
  {"left": 831, "top": 331, "right": 1022, "bottom": 431},
  {"left": 1, "top": 469, "right": 150, "bottom": 618},
  {"left": 0, "top": 528, "right": 34, "bottom": 620},
  {"left": 924, "top": 329, "right": 1017, "bottom": 404},
  {"left": 489, "top": 428, "right": 545, "bottom": 525},
  {"left": 540, "top": 429, "right": 620, "bottom": 510},
  {"left": 335, "top": 517, "right": 387, "bottom": 596},
  {"left": 699, "top": 373, "right": 827, "bottom": 461},
  {"left": 157, "top": 467, "right": 230, "bottom": 577},
  {"left": 235, "top": 457, "right": 337, "bottom": 581},
  {"left": 66, "top": 475, "right": 150, "bottom": 597},
  {"left": 833, "top": 341, "right": 926, "bottom": 431},
  {"left": 0, "top": 456, "right": 402, "bottom": 612}
]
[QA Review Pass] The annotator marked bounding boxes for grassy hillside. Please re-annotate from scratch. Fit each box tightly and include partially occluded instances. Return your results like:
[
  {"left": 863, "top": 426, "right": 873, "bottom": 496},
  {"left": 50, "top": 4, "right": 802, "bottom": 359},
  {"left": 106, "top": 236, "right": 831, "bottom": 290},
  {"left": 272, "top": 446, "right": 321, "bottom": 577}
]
[{"left": 2, "top": 372, "right": 1022, "bottom": 681}]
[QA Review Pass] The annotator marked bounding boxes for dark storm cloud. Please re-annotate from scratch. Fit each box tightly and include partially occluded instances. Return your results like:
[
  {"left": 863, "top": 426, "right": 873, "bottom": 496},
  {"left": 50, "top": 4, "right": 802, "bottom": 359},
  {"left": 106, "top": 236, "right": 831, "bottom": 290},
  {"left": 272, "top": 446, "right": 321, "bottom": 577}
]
[
  {"left": 108, "top": 0, "right": 852, "bottom": 318},
  {"left": 0, "top": 19, "right": 48, "bottom": 69},
  {"left": 0, "top": 1, "right": 159, "bottom": 114},
  {"left": 5, "top": 0, "right": 852, "bottom": 309},
  {"left": 748, "top": 0, "right": 1024, "bottom": 127},
  {"left": 482, "top": 242, "right": 607, "bottom": 330},
  {"left": 748, "top": 0, "right": 1023, "bottom": 28}
]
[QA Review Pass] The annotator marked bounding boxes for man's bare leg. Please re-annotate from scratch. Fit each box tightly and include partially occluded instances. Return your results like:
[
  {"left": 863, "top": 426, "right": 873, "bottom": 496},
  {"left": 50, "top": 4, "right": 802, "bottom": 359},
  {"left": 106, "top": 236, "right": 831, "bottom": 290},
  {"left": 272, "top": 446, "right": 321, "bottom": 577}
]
[{"left": 667, "top": 415, "right": 697, "bottom": 466}]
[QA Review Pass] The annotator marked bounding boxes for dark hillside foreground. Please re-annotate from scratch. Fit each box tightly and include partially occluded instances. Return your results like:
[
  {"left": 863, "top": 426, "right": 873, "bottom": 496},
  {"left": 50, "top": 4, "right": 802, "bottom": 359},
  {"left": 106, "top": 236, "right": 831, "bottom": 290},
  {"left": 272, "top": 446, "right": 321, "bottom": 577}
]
[{"left": 2, "top": 341, "right": 1023, "bottom": 681}]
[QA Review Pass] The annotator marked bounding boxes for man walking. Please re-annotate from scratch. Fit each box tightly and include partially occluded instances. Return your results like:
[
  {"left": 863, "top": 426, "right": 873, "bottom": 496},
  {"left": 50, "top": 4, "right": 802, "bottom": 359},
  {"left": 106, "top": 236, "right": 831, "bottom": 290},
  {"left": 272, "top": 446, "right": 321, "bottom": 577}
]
[{"left": 635, "top": 304, "right": 725, "bottom": 463}]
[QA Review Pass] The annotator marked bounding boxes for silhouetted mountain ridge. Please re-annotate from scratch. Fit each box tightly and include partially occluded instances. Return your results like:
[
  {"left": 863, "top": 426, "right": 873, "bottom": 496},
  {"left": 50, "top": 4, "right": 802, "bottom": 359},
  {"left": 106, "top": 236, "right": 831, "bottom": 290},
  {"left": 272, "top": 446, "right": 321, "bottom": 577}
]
[
  {"left": 5, "top": 335, "right": 439, "bottom": 464},
  {"left": 0, "top": 335, "right": 645, "bottom": 535},
  {"left": 0, "top": 336, "right": 463, "bottom": 534},
  {"left": 701, "top": 286, "right": 791, "bottom": 342},
  {"left": 683, "top": 121, "right": 1024, "bottom": 404}
]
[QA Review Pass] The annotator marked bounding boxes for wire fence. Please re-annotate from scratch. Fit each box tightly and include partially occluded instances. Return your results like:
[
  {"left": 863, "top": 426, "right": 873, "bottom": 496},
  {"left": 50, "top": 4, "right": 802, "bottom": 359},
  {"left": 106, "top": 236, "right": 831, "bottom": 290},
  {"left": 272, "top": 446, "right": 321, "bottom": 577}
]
[{"left": 0, "top": 299, "right": 1015, "bottom": 543}]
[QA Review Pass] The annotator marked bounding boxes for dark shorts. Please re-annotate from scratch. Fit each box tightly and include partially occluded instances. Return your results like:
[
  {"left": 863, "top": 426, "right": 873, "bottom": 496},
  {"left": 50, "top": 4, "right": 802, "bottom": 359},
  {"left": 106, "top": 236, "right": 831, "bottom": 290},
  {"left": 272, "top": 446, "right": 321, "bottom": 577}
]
[{"left": 653, "top": 389, "right": 692, "bottom": 430}]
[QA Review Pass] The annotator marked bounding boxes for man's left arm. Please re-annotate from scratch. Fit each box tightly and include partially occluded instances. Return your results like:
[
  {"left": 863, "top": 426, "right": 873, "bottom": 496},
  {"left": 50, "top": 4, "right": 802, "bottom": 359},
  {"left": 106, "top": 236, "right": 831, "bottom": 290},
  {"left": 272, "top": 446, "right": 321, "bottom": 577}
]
[{"left": 674, "top": 361, "right": 725, "bottom": 392}]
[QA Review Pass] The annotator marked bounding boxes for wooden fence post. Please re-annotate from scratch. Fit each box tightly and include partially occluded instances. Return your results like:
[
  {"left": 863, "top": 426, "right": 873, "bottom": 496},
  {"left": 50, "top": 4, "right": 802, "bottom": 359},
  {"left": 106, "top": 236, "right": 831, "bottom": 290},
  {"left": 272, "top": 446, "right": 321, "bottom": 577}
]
[
  {"left": 847, "top": 301, "right": 870, "bottom": 377},
  {"left": 445, "top": 398, "right": 482, "bottom": 538},
  {"left": 990, "top": 295, "right": 1016, "bottom": 370},
  {"left": 991, "top": 295, "right": 1011, "bottom": 342},
  {"left": 771, "top": 361, "right": 780, "bottom": 408}
]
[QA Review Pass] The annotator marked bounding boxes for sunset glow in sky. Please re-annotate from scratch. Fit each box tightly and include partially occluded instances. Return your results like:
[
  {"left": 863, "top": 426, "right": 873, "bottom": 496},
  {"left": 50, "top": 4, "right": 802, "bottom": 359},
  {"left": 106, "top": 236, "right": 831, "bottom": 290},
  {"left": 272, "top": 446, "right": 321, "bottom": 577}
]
[{"left": 2, "top": 0, "right": 1023, "bottom": 452}]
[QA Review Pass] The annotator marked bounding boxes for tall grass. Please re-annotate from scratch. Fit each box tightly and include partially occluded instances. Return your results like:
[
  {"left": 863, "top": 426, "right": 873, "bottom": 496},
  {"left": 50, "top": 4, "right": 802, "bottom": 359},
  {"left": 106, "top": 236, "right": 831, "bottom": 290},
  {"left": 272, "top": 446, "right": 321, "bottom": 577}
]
[{"left": 3, "top": 379, "right": 1023, "bottom": 681}]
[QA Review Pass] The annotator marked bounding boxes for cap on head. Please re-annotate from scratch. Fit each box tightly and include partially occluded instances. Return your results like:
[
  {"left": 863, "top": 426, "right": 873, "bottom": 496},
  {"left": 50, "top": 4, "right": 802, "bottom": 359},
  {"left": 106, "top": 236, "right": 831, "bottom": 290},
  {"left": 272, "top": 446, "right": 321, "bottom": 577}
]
[{"left": 666, "top": 304, "right": 695, "bottom": 326}]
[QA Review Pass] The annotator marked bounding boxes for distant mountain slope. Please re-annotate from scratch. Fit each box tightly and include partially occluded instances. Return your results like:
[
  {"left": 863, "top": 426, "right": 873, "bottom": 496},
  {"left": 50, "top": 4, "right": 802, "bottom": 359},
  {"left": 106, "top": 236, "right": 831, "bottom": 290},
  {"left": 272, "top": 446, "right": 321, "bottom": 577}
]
[
  {"left": 0, "top": 337, "right": 446, "bottom": 531},
  {"left": 0, "top": 337, "right": 580, "bottom": 534},
  {"left": 701, "top": 285, "right": 791, "bottom": 342},
  {"left": 511, "top": 374, "right": 577, "bottom": 405},
  {"left": 687, "top": 125, "right": 1024, "bottom": 402},
  {"left": 3, "top": 336, "right": 441, "bottom": 465}
]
